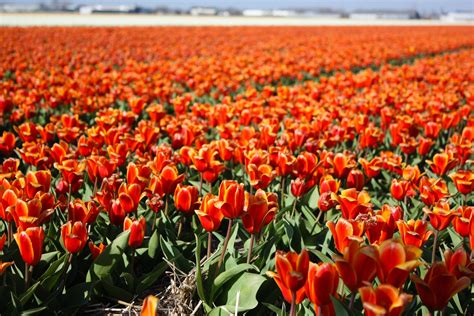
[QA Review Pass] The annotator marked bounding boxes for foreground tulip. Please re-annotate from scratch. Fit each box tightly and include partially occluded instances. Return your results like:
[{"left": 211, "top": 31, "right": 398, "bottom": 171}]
[
  {"left": 396, "top": 219, "right": 433, "bottom": 248},
  {"left": 334, "top": 240, "right": 378, "bottom": 293},
  {"left": 123, "top": 216, "right": 146, "bottom": 248},
  {"left": 217, "top": 180, "right": 245, "bottom": 219},
  {"left": 365, "top": 205, "right": 401, "bottom": 245},
  {"left": 242, "top": 190, "right": 278, "bottom": 263},
  {"left": 411, "top": 262, "right": 470, "bottom": 312},
  {"left": 196, "top": 194, "right": 224, "bottom": 258},
  {"left": 141, "top": 295, "right": 159, "bottom": 316},
  {"left": 452, "top": 206, "right": 472, "bottom": 237},
  {"left": 174, "top": 184, "right": 199, "bottom": 214},
  {"left": 449, "top": 170, "right": 474, "bottom": 196},
  {"left": 14, "top": 227, "right": 45, "bottom": 266},
  {"left": 267, "top": 249, "right": 309, "bottom": 316},
  {"left": 376, "top": 239, "right": 421, "bottom": 288},
  {"left": 359, "top": 284, "right": 412, "bottom": 316},
  {"left": 443, "top": 248, "right": 474, "bottom": 279},
  {"left": 327, "top": 218, "right": 364, "bottom": 253},
  {"left": 425, "top": 200, "right": 457, "bottom": 263},
  {"left": 305, "top": 262, "right": 339, "bottom": 316},
  {"left": 390, "top": 179, "right": 409, "bottom": 201},
  {"left": 426, "top": 151, "right": 458, "bottom": 176},
  {"left": 61, "top": 221, "right": 88, "bottom": 254}
]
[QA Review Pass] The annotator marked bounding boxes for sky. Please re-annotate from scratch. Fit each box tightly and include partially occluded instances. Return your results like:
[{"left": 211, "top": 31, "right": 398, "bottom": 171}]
[{"left": 8, "top": 0, "right": 474, "bottom": 12}]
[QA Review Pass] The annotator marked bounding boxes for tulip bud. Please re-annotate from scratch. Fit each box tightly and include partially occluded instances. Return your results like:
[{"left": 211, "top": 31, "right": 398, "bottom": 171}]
[
  {"left": 123, "top": 216, "right": 146, "bottom": 248},
  {"left": 346, "top": 169, "right": 365, "bottom": 191},
  {"left": 61, "top": 221, "right": 88, "bottom": 254}
]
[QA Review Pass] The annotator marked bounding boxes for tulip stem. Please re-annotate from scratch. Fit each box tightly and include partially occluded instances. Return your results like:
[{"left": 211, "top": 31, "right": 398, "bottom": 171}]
[
  {"left": 280, "top": 177, "right": 286, "bottom": 208},
  {"left": 67, "top": 184, "right": 72, "bottom": 221},
  {"left": 309, "top": 210, "right": 323, "bottom": 235},
  {"left": 431, "top": 230, "right": 439, "bottom": 264},
  {"left": 93, "top": 177, "right": 98, "bottom": 197},
  {"left": 24, "top": 263, "right": 30, "bottom": 289},
  {"left": 177, "top": 216, "right": 185, "bottom": 239},
  {"left": 199, "top": 174, "right": 203, "bottom": 195},
  {"left": 246, "top": 234, "right": 255, "bottom": 264},
  {"left": 349, "top": 292, "right": 355, "bottom": 311},
  {"left": 151, "top": 211, "right": 158, "bottom": 232},
  {"left": 59, "top": 253, "right": 73, "bottom": 294},
  {"left": 292, "top": 198, "right": 298, "bottom": 217},
  {"left": 131, "top": 248, "right": 136, "bottom": 275},
  {"left": 289, "top": 291, "right": 296, "bottom": 316},
  {"left": 216, "top": 219, "right": 233, "bottom": 275},
  {"left": 207, "top": 232, "right": 212, "bottom": 259}
]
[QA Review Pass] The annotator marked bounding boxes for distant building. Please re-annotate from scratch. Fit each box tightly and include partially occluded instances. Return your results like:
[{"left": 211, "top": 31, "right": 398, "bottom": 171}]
[
  {"left": 350, "top": 9, "right": 420, "bottom": 20},
  {"left": 242, "top": 9, "right": 271, "bottom": 17},
  {"left": 0, "top": 3, "right": 43, "bottom": 12},
  {"left": 79, "top": 5, "right": 138, "bottom": 14},
  {"left": 189, "top": 7, "right": 217, "bottom": 16},
  {"left": 441, "top": 11, "right": 474, "bottom": 22}
]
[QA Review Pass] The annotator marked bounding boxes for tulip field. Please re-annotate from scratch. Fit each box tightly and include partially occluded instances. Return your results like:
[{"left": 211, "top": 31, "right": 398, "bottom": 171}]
[{"left": 0, "top": 26, "right": 473, "bottom": 315}]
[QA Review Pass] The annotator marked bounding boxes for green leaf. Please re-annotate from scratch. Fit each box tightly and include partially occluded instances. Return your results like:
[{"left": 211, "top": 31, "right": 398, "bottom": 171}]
[
  {"left": 216, "top": 272, "right": 266, "bottom": 312},
  {"left": 38, "top": 253, "right": 68, "bottom": 292},
  {"left": 331, "top": 296, "right": 350, "bottom": 316},
  {"left": 160, "top": 236, "right": 193, "bottom": 272},
  {"left": 87, "top": 230, "right": 130, "bottom": 281},
  {"left": 136, "top": 261, "right": 168, "bottom": 293},
  {"left": 148, "top": 229, "right": 160, "bottom": 259},
  {"left": 194, "top": 234, "right": 211, "bottom": 312},
  {"left": 21, "top": 306, "right": 47, "bottom": 315},
  {"left": 20, "top": 282, "right": 40, "bottom": 306},
  {"left": 211, "top": 263, "right": 256, "bottom": 300},
  {"left": 263, "top": 303, "right": 285, "bottom": 316}
]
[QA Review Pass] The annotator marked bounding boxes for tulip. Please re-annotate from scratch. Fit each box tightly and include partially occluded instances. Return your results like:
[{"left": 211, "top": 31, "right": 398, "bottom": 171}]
[
  {"left": 365, "top": 206, "right": 401, "bottom": 245},
  {"left": 376, "top": 239, "right": 421, "bottom": 288},
  {"left": 359, "top": 284, "right": 412, "bottom": 316},
  {"left": 346, "top": 169, "right": 365, "bottom": 191},
  {"left": 331, "top": 188, "right": 372, "bottom": 220},
  {"left": 25, "top": 170, "right": 51, "bottom": 199},
  {"left": 14, "top": 227, "right": 45, "bottom": 287},
  {"left": 196, "top": 194, "right": 224, "bottom": 258},
  {"left": 0, "top": 261, "right": 13, "bottom": 275},
  {"left": 331, "top": 153, "right": 356, "bottom": 179},
  {"left": 242, "top": 190, "right": 278, "bottom": 263},
  {"left": 305, "top": 262, "right": 339, "bottom": 316},
  {"left": 396, "top": 219, "right": 432, "bottom": 248},
  {"left": 61, "top": 221, "right": 88, "bottom": 254},
  {"left": 174, "top": 184, "right": 199, "bottom": 214},
  {"left": 69, "top": 199, "right": 100, "bottom": 224},
  {"left": 141, "top": 295, "right": 159, "bottom": 316},
  {"left": 359, "top": 157, "right": 382, "bottom": 179},
  {"left": 449, "top": 170, "right": 473, "bottom": 196},
  {"left": 118, "top": 182, "right": 143, "bottom": 213},
  {"left": 411, "top": 262, "right": 470, "bottom": 312},
  {"left": 419, "top": 177, "right": 448, "bottom": 207},
  {"left": 426, "top": 151, "right": 458, "bottom": 176},
  {"left": 443, "top": 248, "right": 474, "bottom": 280},
  {"left": 418, "top": 137, "right": 434, "bottom": 156},
  {"left": 452, "top": 206, "right": 472, "bottom": 237},
  {"left": 425, "top": 200, "right": 457, "bottom": 231},
  {"left": 318, "top": 191, "right": 337, "bottom": 212},
  {"left": 88, "top": 241, "right": 106, "bottom": 260},
  {"left": 217, "top": 180, "right": 245, "bottom": 219},
  {"left": 11, "top": 196, "right": 55, "bottom": 231},
  {"left": 267, "top": 249, "right": 309, "bottom": 316},
  {"left": 334, "top": 240, "right": 378, "bottom": 293},
  {"left": 123, "top": 216, "right": 146, "bottom": 248},
  {"left": 327, "top": 218, "right": 364, "bottom": 253},
  {"left": 390, "top": 179, "right": 409, "bottom": 201}
]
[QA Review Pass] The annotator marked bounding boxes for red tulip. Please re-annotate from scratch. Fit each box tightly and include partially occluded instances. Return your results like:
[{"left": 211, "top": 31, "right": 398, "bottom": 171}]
[
  {"left": 346, "top": 169, "right": 365, "bottom": 191},
  {"left": 411, "top": 262, "right": 470, "bottom": 312},
  {"left": 452, "top": 206, "right": 472, "bottom": 237},
  {"left": 14, "top": 227, "right": 45, "bottom": 266},
  {"left": 196, "top": 194, "right": 224, "bottom": 232},
  {"left": 61, "top": 221, "right": 88, "bottom": 254},
  {"left": 327, "top": 218, "right": 364, "bottom": 253},
  {"left": 141, "top": 295, "right": 159, "bottom": 316},
  {"left": 174, "top": 184, "right": 199, "bottom": 214},
  {"left": 449, "top": 170, "right": 473, "bottom": 195},
  {"left": 305, "top": 262, "right": 339, "bottom": 316},
  {"left": 332, "top": 188, "right": 372, "bottom": 220},
  {"left": 359, "top": 284, "right": 412, "bottom": 316},
  {"left": 267, "top": 249, "right": 309, "bottom": 304},
  {"left": 123, "top": 216, "right": 146, "bottom": 248},
  {"left": 88, "top": 241, "right": 106, "bottom": 260},
  {"left": 443, "top": 248, "right": 474, "bottom": 280},
  {"left": 390, "top": 179, "right": 409, "bottom": 201},
  {"left": 424, "top": 200, "right": 457, "bottom": 231},
  {"left": 396, "top": 219, "right": 432, "bottom": 248},
  {"left": 426, "top": 151, "right": 458, "bottom": 176},
  {"left": 217, "top": 180, "right": 245, "bottom": 219},
  {"left": 242, "top": 189, "right": 278, "bottom": 234}
]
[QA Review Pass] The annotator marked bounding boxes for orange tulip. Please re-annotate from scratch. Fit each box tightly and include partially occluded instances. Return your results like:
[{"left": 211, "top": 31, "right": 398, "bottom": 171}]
[
  {"left": 426, "top": 151, "right": 458, "bottom": 176},
  {"left": 346, "top": 169, "right": 365, "bottom": 191},
  {"left": 332, "top": 188, "right": 372, "bottom": 220},
  {"left": 118, "top": 182, "right": 143, "bottom": 213},
  {"left": 359, "top": 284, "right": 412, "bottom": 316},
  {"left": 452, "top": 206, "right": 472, "bottom": 237},
  {"left": 424, "top": 200, "right": 457, "bottom": 231},
  {"left": 411, "top": 262, "right": 470, "bottom": 312},
  {"left": 217, "top": 180, "right": 245, "bottom": 219},
  {"left": 88, "top": 241, "right": 106, "bottom": 260},
  {"left": 11, "top": 195, "right": 55, "bottom": 230},
  {"left": 0, "top": 131, "right": 16, "bottom": 156},
  {"left": 155, "top": 164, "right": 184, "bottom": 196},
  {"left": 334, "top": 240, "right": 378, "bottom": 293},
  {"left": 61, "top": 221, "right": 88, "bottom": 254},
  {"left": 331, "top": 153, "right": 356, "bottom": 179},
  {"left": 365, "top": 205, "right": 402, "bottom": 245},
  {"left": 418, "top": 137, "right": 434, "bottom": 156},
  {"left": 0, "top": 261, "right": 13, "bottom": 275},
  {"left": 327, "top": 218, "right": 364, "bottom": 253},
  {"left": 267, "top": 249, "right": 309, "bottom": 304},
  {"left": 418, "top": 177, "right": 448, "bottom": 207},
  {"left": 123, "top": 216, "right": 146, "bottom": 248},
  {"left": 390, "top": 179, "right": 409, "bottom": 201},
  {"left": 69, "top": 199, "right": 99, "bottom": 224},
  {"left": 25, "top": 170, "right": 51, "bottom": 199},
  {"left": 376, "top": 239, "right": 421, "bottom": 288},
  {"left": 396, "top": 219, "right": 432, "bottom": 248},
  {"left": 174, "top": 184, "right": 199, "bottom": 214},
  {"left": 242, "top": 189, "right": 278, "bottom": 234},
  {"left": 141, "top": 295, "right": 159, "bottom": 316},
  {"left": 305, "top": 262, "right": 339, "bottom": 316},
  {"left": 448, "top": 170, "right": 474, "bottom": 195},
  {"left": 14, "top": 227, "right": 45, "bottom": 266},
  {"left": 359, "top": 157, "right": 382, "bottom": 179},
  {"left": 247, "top": 163, "right": 274, "bottom": 190},
  {"left": 196, "top": 194, "right": 224, "bottom": 232}
]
